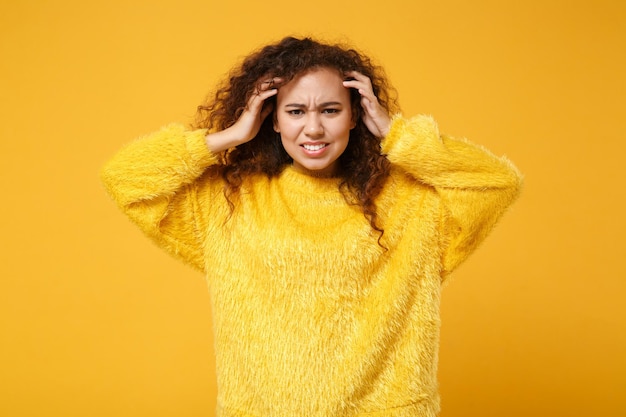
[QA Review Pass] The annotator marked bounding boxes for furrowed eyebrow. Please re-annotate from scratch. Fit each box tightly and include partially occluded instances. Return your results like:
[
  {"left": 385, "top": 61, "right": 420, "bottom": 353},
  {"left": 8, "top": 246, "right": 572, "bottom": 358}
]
[
  {"left": 284, "top": 102, "right": 344, "bottom": 108},
  {"left": 320, "top": 102, "right": 343, "bottom": 107}
]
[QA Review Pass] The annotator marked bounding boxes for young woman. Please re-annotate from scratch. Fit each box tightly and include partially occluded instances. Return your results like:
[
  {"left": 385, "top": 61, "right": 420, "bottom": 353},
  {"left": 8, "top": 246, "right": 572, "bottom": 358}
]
[{"left": 102, "top": 36, "right": 522, "bottom": 417}]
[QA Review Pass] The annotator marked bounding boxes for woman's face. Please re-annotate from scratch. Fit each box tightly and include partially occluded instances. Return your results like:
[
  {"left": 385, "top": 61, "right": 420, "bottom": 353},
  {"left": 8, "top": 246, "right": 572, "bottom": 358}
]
[{"left": 274, "top": 67, "right": 355, "bottom": 177}]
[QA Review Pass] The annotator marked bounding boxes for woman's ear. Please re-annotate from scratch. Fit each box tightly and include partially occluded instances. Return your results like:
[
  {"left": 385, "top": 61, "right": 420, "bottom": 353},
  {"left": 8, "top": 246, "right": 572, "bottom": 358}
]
[{"left": 273, "top": 113, "right": 280, "bottom": 133}]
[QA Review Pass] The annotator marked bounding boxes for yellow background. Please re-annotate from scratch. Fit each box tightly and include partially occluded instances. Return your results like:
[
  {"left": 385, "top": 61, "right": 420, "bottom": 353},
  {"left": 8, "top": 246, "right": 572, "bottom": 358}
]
[{"left": 1, "top": 0, "right": 624, "bottom": 416}]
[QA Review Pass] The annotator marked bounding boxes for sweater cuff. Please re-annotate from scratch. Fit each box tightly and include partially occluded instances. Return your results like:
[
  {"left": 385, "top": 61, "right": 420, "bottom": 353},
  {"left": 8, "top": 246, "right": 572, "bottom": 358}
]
[
  {"left": 381, "top": 114, "right": 440, "bottom": 157},
  {"left": 180, "top": 125, "right": 220, "bottom": 169}
]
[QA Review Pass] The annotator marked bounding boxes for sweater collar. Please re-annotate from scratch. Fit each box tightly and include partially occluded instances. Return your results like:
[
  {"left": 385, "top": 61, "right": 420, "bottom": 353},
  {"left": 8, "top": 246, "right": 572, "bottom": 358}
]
[{"left": 278, "top": 165, "right": 343, "bottom": 195}]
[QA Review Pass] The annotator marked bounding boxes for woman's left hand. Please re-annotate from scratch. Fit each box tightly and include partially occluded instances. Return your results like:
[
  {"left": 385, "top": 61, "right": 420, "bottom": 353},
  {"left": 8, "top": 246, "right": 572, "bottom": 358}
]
[{"left": 343, "top": 71, "right": 391, "bottom": 138}]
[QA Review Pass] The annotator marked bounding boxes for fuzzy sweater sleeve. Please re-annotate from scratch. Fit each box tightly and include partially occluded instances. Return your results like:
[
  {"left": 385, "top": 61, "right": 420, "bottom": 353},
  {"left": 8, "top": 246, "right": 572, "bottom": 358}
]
[
  {"left": 100, "top": 124, "right": 219, "bottom": 272},
  {"left": 382, "top": 115, "right": 523, "bottom": 277}
]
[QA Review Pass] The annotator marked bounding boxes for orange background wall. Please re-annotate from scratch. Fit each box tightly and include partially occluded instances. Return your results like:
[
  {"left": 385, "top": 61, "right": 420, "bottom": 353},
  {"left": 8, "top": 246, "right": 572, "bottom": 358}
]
[{"left": 1, "top": 1, "right": 624, "bottom": 416}]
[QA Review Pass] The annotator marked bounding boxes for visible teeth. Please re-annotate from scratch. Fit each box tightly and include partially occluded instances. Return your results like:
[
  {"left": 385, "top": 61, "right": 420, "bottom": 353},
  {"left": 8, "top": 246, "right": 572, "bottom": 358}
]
[{"left": 303, "top": 144, "right": 326, "bottom": 151}]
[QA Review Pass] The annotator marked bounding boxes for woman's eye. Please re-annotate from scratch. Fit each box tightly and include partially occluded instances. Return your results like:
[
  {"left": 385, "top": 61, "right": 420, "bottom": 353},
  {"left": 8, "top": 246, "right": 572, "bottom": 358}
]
[
  {"left": 322, "top": 108, "right": 340, "bottom": 114},
  {"left": 287, "top": 109, "right": 304, "bottom": 116}
]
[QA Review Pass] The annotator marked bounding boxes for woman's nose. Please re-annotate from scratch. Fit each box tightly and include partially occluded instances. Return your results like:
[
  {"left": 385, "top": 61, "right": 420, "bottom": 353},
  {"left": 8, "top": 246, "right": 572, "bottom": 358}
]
[{"left": 305, "top": 115, "right": 324, "bottom": 136}]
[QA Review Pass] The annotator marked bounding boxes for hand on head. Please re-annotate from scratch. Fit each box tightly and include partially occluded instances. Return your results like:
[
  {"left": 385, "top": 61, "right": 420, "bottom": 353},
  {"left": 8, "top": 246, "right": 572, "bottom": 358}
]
[
  {"left": 205, "top": 76, "right": 284, "bottom": 153},
  {"left": 235, "top": 77, "right": 285, "bottom": 143},
  {"left": 343, "top": 71, "right": 391, "bottom": 138},
  {"left": 225, "top": 70, "right": 391, "bottom": 150}
]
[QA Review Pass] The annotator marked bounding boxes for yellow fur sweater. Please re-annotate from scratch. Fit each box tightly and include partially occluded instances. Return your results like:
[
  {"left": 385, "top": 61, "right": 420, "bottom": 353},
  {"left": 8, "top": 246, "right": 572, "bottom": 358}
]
[{"left": 101, "top": 115, "right": 522, "bottom": 417}]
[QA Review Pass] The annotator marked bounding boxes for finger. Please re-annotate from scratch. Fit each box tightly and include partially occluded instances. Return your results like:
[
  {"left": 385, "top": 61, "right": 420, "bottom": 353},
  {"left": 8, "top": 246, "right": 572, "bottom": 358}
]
[
  {"left": 245, "top": 88, "right": 278, "bottom": 115},
  {"left": 360, "top": 96, "right": 381, "bottom": 116},
  {"left": 343, "top": 81, "right": 378, "bottom": 104},
  {"left": 343, "top": 74, "right": 375, "bottom": 94},
  {"left": 344, "top": 71, "right": 373, "bottom": 87},
  {"left": 250, "top": 86, "right": 278, "bottom": 103},
  {"left": 360, "top": 94, "right": 372, "bottom": 108},
  {"left": 342, "top": 80, "right": 369, "bottom": 94},
  {"left": 258, "top": 77, "right": 286, "bottom": 91},
  {"left": 260, "top": 79, "right": 275, "bottom": 90}
]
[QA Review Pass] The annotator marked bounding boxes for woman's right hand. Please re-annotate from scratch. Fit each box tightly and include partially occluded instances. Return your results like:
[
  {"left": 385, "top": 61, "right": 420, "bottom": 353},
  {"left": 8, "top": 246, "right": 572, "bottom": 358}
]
[{"left": 205, "top": 78, "right": 281, "bottom": 153}]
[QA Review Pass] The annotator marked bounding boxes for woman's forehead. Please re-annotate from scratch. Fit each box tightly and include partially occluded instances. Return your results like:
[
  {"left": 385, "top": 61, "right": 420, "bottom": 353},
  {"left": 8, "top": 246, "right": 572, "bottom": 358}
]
[{"left": 277, "top": 68, "right": 349, "bottom": 102}]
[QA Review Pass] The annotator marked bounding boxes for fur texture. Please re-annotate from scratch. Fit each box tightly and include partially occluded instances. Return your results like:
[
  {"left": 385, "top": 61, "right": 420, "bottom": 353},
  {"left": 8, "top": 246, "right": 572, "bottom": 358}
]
[{"left": 101, "top": 116, "right": 522, "bottom": 416}]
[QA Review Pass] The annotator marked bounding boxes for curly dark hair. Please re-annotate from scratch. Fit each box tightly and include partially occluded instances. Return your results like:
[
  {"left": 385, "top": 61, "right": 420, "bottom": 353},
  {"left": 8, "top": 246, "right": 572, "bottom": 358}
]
[{"left": 193, "top": 36, "right": 399, "bottom": 245}]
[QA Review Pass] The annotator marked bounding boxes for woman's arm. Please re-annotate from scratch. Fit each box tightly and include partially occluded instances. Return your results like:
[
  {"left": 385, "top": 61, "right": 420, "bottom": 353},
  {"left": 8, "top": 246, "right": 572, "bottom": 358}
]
[
  {"left": 101, "top": 81, "right": 279, "bottom": 271},
  {"left": 101, "top": 124, "right": 219, "bottom": 271},
  {"left": 382, "top": 115, "right": 523, "bottom": 277}
]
